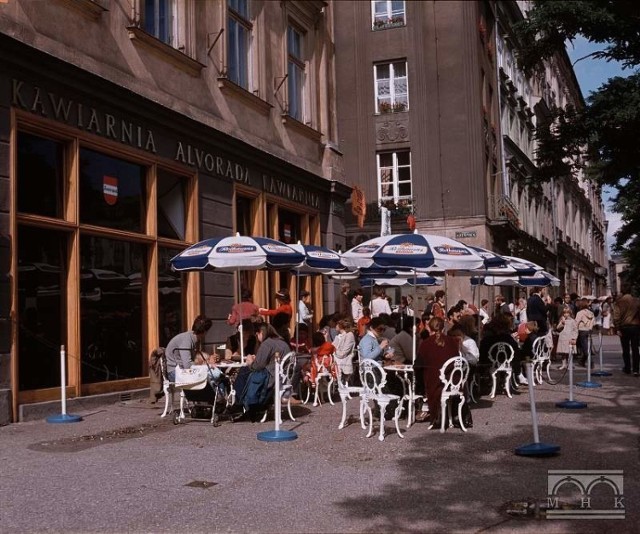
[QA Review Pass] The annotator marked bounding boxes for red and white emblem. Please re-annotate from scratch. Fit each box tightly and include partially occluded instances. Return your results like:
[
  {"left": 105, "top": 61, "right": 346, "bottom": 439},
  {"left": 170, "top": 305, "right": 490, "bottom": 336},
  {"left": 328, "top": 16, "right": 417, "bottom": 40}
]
[{"left": 103, "top": 175, "right": 118, "bottom": 205}]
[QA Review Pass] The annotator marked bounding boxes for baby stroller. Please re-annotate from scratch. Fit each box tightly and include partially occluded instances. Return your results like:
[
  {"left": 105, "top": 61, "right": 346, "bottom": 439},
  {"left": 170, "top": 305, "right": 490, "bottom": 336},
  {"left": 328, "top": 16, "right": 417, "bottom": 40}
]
[{"left": 173, "top": 363, "right": 232, "bottom": 426}]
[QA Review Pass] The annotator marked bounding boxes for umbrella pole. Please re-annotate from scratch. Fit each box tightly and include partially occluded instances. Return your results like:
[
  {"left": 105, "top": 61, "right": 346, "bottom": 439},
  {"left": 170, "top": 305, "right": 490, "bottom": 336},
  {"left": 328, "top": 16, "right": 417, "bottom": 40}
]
[
  {"left": 238, "top": 274, "right": 244, "bottom": 365},
  {"left": 410, "top": 269, "right": 417, "bottom": 426}
]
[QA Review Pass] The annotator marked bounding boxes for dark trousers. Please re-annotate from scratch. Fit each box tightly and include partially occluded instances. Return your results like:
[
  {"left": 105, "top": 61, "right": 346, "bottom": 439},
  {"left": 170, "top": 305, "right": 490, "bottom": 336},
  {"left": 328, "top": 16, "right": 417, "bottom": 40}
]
[
  {"left": 577, "top": 331, "right": 591, "bottom": 363},
  {"left": 619, "top": 325, "right": 640, "bottom": 373}
]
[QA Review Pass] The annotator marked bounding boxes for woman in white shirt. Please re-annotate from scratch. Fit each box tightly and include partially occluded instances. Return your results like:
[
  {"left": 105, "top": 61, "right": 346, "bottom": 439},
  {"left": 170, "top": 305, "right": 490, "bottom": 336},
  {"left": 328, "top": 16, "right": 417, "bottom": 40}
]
[
  {"left": 298, "top": 290, "right": 313, "bottom": 326},
  {"left": 351, "top": 289, "right": 364, "bottom": 322},
  {"left": 332, "top": 319, "right": 356, "bottom": 382},
  {"left": 370, "top": 287, "right": 392, "bottom": 318}
]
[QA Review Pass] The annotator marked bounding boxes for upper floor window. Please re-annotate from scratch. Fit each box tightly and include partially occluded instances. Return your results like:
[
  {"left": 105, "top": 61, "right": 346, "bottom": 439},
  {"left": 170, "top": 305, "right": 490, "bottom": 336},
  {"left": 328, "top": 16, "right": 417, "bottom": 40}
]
[
  {"left": 372, "top": 1, "right": 405, "bottom": 30},
  {"left": 374, "top": 61, "right": 408, "bottom": 113},
  {"left": 143, "top": 0, "right": 176, "bottom": 45},
  {"left": 377, "top": 151, "right": 412, "bottom": 206},
  {"left": 228, "top": 0, "right": 252, "bottom": 89},
  {"left": 287, "top": 25, "right": 306, "bottom": 122}
]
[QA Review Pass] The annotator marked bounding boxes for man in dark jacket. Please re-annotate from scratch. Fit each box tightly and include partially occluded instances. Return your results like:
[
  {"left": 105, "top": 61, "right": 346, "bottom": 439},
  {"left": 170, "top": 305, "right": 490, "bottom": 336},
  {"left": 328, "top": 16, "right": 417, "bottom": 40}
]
[
  {"left": 526, "top": 287, "right": 548, "bottom": 334},
  {"left": 613, "top": 283, "right": 640, "bottom": 376}
]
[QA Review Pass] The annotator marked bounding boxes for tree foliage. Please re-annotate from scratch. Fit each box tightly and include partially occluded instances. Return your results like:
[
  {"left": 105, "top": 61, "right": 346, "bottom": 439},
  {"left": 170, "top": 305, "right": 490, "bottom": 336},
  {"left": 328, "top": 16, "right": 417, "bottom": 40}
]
[{"left": 514, "top": 1, "right": 640, "bottom": 291}]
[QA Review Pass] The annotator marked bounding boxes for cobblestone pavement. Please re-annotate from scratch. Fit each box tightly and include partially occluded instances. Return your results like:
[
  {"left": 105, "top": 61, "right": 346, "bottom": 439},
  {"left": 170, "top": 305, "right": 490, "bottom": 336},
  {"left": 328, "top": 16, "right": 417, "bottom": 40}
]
[{"left": 1, "top": 335, "right": 638, "bottom": 533}]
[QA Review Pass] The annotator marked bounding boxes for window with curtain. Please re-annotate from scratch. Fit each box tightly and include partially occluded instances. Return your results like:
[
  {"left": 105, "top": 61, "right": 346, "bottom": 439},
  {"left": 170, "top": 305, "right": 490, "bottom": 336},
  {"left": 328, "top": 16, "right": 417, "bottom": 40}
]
[
  {"left": 143, "top": 0, "right": 175, "bottom": 45},
  {"left": 377, "top": 151, "right": 412, "bottom": 207},
  {"left": 287, "top": 25, "right": 305, "bottom": 122},
  {"left": 374, "top": 61, "right": 408, "bottom": 113},
  {"left": 372, "top": 0, "right": 406, "bottom": 29},
  {"left": 228, "top": 0, "right": 251, "bottom": 89}
]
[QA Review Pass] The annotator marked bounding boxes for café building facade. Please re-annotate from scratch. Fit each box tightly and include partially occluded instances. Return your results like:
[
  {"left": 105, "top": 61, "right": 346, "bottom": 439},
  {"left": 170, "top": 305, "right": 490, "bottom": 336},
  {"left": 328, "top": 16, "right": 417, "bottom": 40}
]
[{"left": 0, "top": 0, "right": 348, "bottom": 423}]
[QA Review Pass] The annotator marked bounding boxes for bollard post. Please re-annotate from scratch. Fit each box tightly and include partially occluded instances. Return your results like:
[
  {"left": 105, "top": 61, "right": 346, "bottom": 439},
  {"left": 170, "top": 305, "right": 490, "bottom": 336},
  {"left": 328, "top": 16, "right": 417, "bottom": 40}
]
[
  {"left": 257, "top": 353, "right": 297, "bottom": 442},
  {"left": 515, "top": 360, "right": 560, "bottom": 456},
  {"left": 592, "top": 330, "right": 612, "bottom": 377},
  {"left": 556, "top": 345, "right": 587, "bottom": 409},
  {"left": 577, "top": 334, "right": 602, "bottom": 388},
  {"left": 46, "top": 345, "right": 82, "bottom": 424}
]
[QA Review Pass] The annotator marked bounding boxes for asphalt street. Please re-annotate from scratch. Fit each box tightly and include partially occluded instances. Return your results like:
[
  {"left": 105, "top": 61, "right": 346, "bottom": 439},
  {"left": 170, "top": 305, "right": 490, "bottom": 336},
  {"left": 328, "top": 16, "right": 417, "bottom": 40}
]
[{"left": 0, "top": 335, "right": 638, "bottom": 533}]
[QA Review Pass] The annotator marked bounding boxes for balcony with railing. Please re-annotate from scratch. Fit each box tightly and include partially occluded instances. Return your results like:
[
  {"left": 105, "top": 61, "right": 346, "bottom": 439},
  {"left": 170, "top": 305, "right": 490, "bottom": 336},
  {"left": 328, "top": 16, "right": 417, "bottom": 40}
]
[{"left": 488, "top": 194, "right": 520, "bottom": 237}]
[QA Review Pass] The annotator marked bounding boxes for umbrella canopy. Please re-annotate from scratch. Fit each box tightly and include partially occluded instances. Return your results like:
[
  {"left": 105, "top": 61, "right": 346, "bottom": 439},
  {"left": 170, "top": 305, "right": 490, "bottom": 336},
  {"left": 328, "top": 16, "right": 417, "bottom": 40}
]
[
  {"left": 471, "top": 271, "right": 560, "bottom": 287},
  {"left": 467, "top": 245, "right": 509, "bottom": 269},
  {"left": 289, "top": 243, "right": 344, "bottom": 275},
  {"left": 170, "top": 234, "right": 304, "bottom": 271},
  {"left": 359, "top": 275, "right": 443, "bottom": 288},
  {"left": 340, "top": 232, "right": 485, "bottom": 271}
]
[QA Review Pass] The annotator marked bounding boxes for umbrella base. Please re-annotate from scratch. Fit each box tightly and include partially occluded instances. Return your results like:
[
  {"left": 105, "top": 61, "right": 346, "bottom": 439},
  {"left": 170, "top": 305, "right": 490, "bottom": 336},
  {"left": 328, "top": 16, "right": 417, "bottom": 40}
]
[
  {"left": 591, "top": 370, "right": 612, "bottom": 377},
  {"left": 257, "top": 430, "right": 298, "bottom": 442},
  {"left": 576, "top": 381, "right": 602, "bottom": 388},
  {"left": 556, "top": 399, "right": 587, "bottom": 409},
  {"left": 47, "top": 413, "right": 83, "bottom": 424},
  {"left": 515, "top": 442, "right": 560, "bottom": 456}
]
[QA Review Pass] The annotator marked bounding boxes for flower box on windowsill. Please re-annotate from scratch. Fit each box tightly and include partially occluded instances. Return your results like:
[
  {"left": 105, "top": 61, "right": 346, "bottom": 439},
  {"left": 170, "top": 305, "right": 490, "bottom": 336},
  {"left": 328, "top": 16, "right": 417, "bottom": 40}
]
[
  {"left": 378, "top": 102, "right": 408, "bottom": 114},
  {"left": 372, "top": 18, "right": 406, "bottom": 31}
]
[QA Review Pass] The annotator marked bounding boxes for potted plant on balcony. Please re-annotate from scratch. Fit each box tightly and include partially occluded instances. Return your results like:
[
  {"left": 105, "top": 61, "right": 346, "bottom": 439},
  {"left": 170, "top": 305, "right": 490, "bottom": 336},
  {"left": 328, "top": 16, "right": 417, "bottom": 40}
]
[{"left": 392, "top": 101, "right": 407, "bottom": 112}]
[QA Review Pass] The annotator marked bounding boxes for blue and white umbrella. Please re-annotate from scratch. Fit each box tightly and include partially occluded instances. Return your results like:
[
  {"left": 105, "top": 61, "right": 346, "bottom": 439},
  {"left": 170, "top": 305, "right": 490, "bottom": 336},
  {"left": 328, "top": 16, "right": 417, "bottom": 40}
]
[
  {"left": 359, "top": 275, "right": 443, "bottom": 288},
  {"left": 471, "top": 271, "right": 560, "bottom": 287},
  {"left": 340, "top": 232, "right": 485, "bottom": 272},
  {"left": 467, "top": 245, "right": 509, "bottom": 269},
  {"left": 170, "top": 234, "right": 304, "bottom": 271},
  {"left": 289, "top": 243, "right": 344, "bottom": 275}
]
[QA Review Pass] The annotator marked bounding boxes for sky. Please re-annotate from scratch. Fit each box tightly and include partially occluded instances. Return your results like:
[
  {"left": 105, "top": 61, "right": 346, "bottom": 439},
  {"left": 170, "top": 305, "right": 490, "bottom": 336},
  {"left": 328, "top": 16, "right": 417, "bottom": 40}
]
[{"left": 565, "top": 36, "right": 628, "bottom": 254}]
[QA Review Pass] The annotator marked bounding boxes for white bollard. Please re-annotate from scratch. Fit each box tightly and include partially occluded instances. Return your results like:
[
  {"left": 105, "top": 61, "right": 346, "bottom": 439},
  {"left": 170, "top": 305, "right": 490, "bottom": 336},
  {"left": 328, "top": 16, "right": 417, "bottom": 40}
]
[{"left": 46, "top": 345, "right": 82, "bottom": 423}]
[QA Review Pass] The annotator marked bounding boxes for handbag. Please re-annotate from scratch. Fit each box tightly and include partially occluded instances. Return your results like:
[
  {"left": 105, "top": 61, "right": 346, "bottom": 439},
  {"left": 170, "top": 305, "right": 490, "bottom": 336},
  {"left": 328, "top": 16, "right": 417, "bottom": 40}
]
[{"left": 175, "top": 365, "right": 209, "bottom": 390}]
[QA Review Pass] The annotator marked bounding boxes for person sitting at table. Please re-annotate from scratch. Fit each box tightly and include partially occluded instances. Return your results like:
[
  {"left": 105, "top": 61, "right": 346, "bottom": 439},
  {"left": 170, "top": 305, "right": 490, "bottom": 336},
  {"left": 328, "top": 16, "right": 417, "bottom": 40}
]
[
  {"left": 290, "top": 323, "right": 310, "bottom": 354},
  {"left": 378, "top": 313, "right": 398, "bottom": 341},
  {"left": 478, "top": 313, "right": 524, "bottom": 385},
  {"left": 227, "top": 288, "right": 261, "bottom": 327},
  {"left": 333, "top": 319, "right": 356, "bottom": 383},
  {"left": 259, "top": 288, "right": 293, "bottom": 328},
  {"left": 416, "top": 316, "right": 460, "bottom": 425},
  {"left": 358, "top": 317, "right": 390, "bottom": 362},
  {"left": 165, "top": 314, "right": 212, "bottom": 381},
  {"left": 224, "top": 319, "right": 259, "bottom": 362},
  {"left": 449, "top": 315, "right": 479, "bottom": 366},
  {"left": 389, "top": 316, "right": 419, "bottom": 364}
]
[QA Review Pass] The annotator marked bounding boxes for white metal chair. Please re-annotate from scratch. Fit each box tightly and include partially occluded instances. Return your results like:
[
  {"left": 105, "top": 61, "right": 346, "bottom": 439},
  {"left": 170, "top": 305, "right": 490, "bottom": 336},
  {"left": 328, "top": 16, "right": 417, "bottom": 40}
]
[
  {"left": 487, "top": 342, "right": 515, "bottom": 398},
  {"left": 261, "top": 351, "right": 297, "bottom": 424},
  {"left": 337, "top": 355, "right": 365, "bottom": 430},
  {"left": 359, "top": 359, "right": 404, "bottom": 441},
  {"left": 531, "top": 336, "right": 552, "bottom": 385},
  {"left": 303, "top": 353, "right": 337, "bottom": 407},
  {"left": 159, "top": 349, "right": 175, "bottom": 418},
  {"left": 430, "top": 356, "right": 470, "bottom": 433}
]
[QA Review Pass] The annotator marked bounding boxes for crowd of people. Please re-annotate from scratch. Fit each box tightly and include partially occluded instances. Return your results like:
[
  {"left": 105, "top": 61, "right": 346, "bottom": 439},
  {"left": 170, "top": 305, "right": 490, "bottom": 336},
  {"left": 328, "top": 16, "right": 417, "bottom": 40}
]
[{"left": 161, "top": 280, "right": 640, "bottom": 425}]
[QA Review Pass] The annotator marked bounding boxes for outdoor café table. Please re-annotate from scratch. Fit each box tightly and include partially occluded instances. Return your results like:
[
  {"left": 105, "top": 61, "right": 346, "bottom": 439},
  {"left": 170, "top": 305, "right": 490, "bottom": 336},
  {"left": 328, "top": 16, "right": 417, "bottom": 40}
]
[{"left": 384, "top": 364, "right": 415, "bottom": 428}]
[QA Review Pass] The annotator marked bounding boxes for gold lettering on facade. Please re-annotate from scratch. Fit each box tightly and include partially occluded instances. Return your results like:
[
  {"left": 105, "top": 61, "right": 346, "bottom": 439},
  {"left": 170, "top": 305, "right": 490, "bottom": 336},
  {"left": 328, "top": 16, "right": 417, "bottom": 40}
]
[
  {"left": 31, "top": 87, "right": 46, "bottom": 116},
  {"left": 105, "top": 114, "right": 116, "bottom": 139},
  {"left": 49, "top": 94, "right": 72, "bottom": 121},
  {"left": 11, "top": 79, "right": 26, "bottom": 108},
  {"left": 87, "top": 108, "right": 101, "bottom": 133},
  {"left": 77, "top": 102, "right": 83, "bottom": 128},
  {"left": 263, "top": 174, "right": 319, "bottom": 208},
  {"left": 175, "top": 141, "right": 186, "bottom": 163},
  {"left": 121, "top": 121, "right": 132, "bottom": 144},
  {"left": 145, "top": 131, "right": 156, "bottom": 153}
]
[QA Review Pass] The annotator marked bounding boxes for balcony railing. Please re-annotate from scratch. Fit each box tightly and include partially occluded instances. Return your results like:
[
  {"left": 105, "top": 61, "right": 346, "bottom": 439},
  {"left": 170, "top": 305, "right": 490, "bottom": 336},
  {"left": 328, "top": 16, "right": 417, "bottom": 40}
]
[{"left": 489, "top": 194, "right": 519, "bottom": 227}]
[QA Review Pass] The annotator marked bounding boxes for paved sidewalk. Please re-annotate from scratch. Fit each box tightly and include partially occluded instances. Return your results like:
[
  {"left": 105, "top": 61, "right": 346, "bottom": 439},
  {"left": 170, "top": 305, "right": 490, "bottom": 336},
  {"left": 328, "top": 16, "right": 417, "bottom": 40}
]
[{"left": 0, "top": 335, "right": 638, "bottom": 533}]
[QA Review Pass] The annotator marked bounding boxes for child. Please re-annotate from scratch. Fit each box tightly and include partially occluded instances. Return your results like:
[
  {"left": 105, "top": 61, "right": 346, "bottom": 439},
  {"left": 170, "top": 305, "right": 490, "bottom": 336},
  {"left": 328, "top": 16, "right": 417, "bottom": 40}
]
[
  {"left": 555, "top": 306, "right": 578, "bottom": 370},
  {"left": 357, "top": 307, "right": 372, "bottom": 339}
]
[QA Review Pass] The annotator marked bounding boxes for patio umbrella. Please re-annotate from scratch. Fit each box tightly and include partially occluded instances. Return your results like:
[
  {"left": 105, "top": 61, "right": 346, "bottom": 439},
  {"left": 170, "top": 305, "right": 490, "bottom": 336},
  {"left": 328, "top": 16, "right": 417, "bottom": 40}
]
[
  {"left": 471, "top": 271, "right": 560, "bottom": 287},
  {"left": 359, "top": 275, "right": 443, "bottom": 288},
  {"left": 170, "top": 234, "right": 304, "bottom": 362},
  {"left": 289, "top": 242, "right": 344, "bottom": 348},
  {"left": 340, "top": 231, "right": 485, "bottom": 272}
]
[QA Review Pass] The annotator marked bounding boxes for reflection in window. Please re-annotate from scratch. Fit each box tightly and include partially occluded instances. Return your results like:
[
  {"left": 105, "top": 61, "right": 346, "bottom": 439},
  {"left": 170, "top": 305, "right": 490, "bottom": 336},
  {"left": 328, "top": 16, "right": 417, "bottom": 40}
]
[
  {"left": 159, "top": 247, "right": 184, "bottom": 347},
  {"left": 80, "top": 147, "right": 146, "bottom": 233},
  {"left": 18, "top": 226, "right": 67, "bottom": 390},
  {"left": 17, "top": 132, "right": 64, "bottom": 218},
  {"left": 377, "top": 151, "right": 412, "bottom": 206},
  {"left": 287, "top": 25, "right": 305, "bottom": 121},
  {"left": 157, "top": 169, "right": 186, "bottom": 240},
  {"left": 144, "top": 0, "right": 175, "bottom": 45},
  {"left": 374, "top": 61, "right": 408, "bottom": 112},
  {"left": 228, "top": 0, "right": 251, "bottom": 89},
  {"left": 80, "top": 235, "right": 144, "bottom": 383}
]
